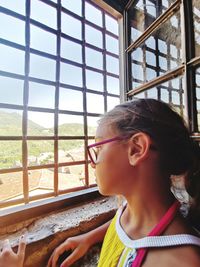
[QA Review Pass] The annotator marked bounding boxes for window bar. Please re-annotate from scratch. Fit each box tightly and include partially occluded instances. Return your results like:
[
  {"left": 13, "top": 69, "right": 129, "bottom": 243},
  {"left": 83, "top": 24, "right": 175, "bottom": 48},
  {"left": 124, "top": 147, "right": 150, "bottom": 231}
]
[
  {"left": 83, "top": 1, "right": 89, "bottom": 187},
  {"left": 124, "top": 6, "right": 132, "bottom": 95},
  {"left": 126, "top": 0, "right": 181, "bottom": 53},
  {"left": 22, "top": 0, "right": 31, "bottom": 204},
  {"left": 182, "top": 0, "right": 198, "bottom": 133},
  {"left": 102, "top": 11, "right": 107, "bottom": 112},
  {"left": 54, "top": 0, "right": 61, "bottom": 195},
  {"left": 127, "top": 65, "right": 184, "bottom": 97}
]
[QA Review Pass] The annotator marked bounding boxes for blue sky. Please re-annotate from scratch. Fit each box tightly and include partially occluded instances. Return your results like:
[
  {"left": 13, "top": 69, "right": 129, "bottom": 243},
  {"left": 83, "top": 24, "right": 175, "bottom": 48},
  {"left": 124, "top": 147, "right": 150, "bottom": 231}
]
[{"left": 0, "top": 0, "right": 120, "bottom": 128}]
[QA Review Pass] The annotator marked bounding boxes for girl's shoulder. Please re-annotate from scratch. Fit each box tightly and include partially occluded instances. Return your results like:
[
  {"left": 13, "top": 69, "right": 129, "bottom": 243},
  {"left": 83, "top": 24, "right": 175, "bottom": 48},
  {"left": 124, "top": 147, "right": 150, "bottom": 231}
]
[{"left": 144, "top": 243, "right": 200, "bottom": 267}]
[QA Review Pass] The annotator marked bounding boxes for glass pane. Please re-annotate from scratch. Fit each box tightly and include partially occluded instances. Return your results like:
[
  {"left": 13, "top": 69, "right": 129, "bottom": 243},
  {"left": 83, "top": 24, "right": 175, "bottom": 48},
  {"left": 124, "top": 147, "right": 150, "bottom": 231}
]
[
  {"left": 0, "top": 13, "right": 25, "bottom": 45},
  {"left": 131, "top": 77, "right": 184, "bottom": 113},
  {"left": 106, "top": 35, "right": 119, "bottom": 54},
  {"left": 86, "top": 48, "right": 103, "bottom": 70},
  {"left": 131, "top": 11, "right": 181, "bottom": 89},
  {"left": 58, "top": 114, "right": 84, "bottom": 136},
  {"left": 196, "top": 67, "right": 200, "bottom": 131},
  {"left": 0, "top": 109, "right": 22, "bottom": 136},
  {"left": 129, "top": 0, "right": 176, "bottom": 43},
  {"left": 31, "top": 0, "right": 57, "bottom": 29},
  {"left": 60, "top": 63, "right": 82, "bottom": 87},
  {"left": 105, "top": 14, "right": 118, "bottom": 35},
  {"left": 0, "top": 77, "right": 23, "bottom": 105},
  {"left": 30, "top": 54, "right": 56, "bottom": 81},
  {"left": 87, "top": 117, "right": 99, "bottom": 135},
  {"left": 61, "top": 13, "right": 82, "bottom": 39},
  {"left": 0, "top": 141, "right": 21, "bottom": 169},
  {"left": 28, "top": 140, "right": 54, "bottom": 166},
  {"left": 85, "top": 2, "right": 102, "bottom": 27},
  {"left": 0, "top": 44, "right": 24, "bottom": 74},
  {"left": 107, "top": 96, "right": 120, "bottom": 111},
  {"left": 59, "top": 88, "right": 83, "bottom": 112},
  {"left": 62, "top": 0, "right": 82, "bottom": 16},
  {"left": 58, "top": 165, "right": 85, "bottom": 190},
  {"left": 29, "top": 169, "right": 54, "bottom": 195},
  {"left": 28, "top": 111, "right": 54, "bottom": 135},
  {"left": 61, "top": 38, "right": 82, "bottom": 63},
  {"left": 106, "top": 55, "right": 119, "bottom": 74},
  {"left": 107, "top": 76, "right": 120, "bottom": 95},
  {"left": 58, "top": 140, "right": 84, "bottom": 163},
  {"left": 85, "top": 25, "right": 103, "bottom": 48},
  {"left": 193, "top": 0, "right": 200, "bottom": 56},
  {"left": 87, "top": 93, "right": 104, "bottom": 113},
  {"left": 86, "top": 70, "right": 103, "bottom": 92},
  {"left": 29, "top": 82, "right": 55, "bottom": 109},
  {"left": 30, "top": 25, "right": 56, "bottom": 55},
  {"left": 0, "top": 171, "right": 23, "bottom": 202},
  {"left": 0, "top": 0, "right": 25, "bottom": 15}
]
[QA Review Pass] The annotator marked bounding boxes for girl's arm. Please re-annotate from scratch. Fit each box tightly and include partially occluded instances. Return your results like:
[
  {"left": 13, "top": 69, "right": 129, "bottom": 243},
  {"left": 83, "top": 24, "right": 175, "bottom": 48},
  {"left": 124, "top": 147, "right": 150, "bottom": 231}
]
[{"left": 47, "top": 219, "right": 111, "bottom": 267}]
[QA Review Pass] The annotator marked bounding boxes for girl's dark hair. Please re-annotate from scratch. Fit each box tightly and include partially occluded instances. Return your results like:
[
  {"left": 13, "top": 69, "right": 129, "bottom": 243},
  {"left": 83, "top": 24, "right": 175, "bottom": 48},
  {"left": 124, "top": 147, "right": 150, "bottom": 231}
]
[{"left": 100, "top": 98, "right": 200, "bottom": 229}]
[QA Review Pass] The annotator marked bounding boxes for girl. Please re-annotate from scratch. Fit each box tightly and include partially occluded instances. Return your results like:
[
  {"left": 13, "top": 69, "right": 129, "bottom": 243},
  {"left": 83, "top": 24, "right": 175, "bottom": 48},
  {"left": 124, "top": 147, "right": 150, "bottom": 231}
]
[{"left": 1, "top": 99, "right": 200, "bottom": 267}]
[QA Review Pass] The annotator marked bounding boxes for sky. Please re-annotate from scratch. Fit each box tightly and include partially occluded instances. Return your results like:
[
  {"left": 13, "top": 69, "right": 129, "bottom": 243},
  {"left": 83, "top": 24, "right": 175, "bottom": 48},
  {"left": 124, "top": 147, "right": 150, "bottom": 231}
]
[{"left": 0, "top": 0, "right": 120, "bottom": 128}]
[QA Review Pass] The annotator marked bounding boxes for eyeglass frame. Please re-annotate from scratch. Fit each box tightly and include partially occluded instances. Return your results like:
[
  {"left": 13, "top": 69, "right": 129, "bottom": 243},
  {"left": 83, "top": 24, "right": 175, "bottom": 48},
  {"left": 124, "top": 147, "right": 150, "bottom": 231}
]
[
  {"left": 87, "top": 136, "right": 129, "bottom": 165},
  {"left": 87, "top": 135, "right": 157, "bottom": 165}
]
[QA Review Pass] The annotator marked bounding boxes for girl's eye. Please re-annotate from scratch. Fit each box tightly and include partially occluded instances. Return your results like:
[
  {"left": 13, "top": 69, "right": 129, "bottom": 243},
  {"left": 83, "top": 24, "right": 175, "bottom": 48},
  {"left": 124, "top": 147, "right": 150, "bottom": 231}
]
[{"left": 95, "top": 146, "right": 102, "bottom": 152}]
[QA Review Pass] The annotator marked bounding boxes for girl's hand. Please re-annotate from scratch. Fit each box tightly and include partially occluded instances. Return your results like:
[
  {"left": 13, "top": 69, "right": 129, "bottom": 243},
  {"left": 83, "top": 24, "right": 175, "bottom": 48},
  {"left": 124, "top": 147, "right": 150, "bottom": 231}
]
[
  {"left": 47, "top": 233, "right": 91, "bottom": 267},
  {"left": 0, "top": 235, "right": 26, "bottom": 267}
]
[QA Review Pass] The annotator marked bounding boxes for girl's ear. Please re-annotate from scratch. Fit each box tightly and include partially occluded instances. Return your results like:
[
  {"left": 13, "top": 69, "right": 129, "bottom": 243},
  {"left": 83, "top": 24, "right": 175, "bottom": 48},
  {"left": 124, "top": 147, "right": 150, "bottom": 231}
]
[{"left": 128, "top": 132, "right": 152, "bottom": 166}]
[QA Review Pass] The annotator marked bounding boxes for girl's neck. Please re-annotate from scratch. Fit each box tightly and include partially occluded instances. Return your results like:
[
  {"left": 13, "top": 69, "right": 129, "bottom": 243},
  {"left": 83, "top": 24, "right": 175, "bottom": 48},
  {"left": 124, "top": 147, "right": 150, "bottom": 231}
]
[{"left": 121, "top": 192, "right": 176, "bottom": 239}]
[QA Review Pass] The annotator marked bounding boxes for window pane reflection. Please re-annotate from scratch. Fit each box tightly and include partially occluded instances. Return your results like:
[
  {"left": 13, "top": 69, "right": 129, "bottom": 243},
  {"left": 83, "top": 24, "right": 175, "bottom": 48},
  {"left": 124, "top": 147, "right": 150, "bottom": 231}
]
[
  {"left": 0, "top": 77, "right": 23, "bottom": 105},
  {"left": 28, "top": 111, "right": 54, "bottom": 135},
  {"left": 31, "top": 0, "right": 56, "bottom": 29},
  {"left": 196, "top": 68, "right": 200, "bottom": 131},
  {"left": 86, "top": 70, "right": 103, "bottom": 92},
  {"left": 128, "top": 0, "right": 177, "bottom": 43},
  {"left": 0, "top": 109, "right": 22, "bottom": 136},
  {"left": 0, "top": 141, "right": 22, "bottom": 169},
  {"left": 58, "top": 114, "right": 84, "bottom": 136},
  {"left": 193, "top": 0, "right": 200, "bottom": 56},
  {"left": 131, "top": 11, "right": 181, "bottom": 89},
  {"left": 85, "top": 25, "right": 102, "bottom": 48},
  {"left": 0, "top": 13, "right": 25, "bottom": 45},
  {"left": 58, "top": 165, "right": 85, "bottom": 190},
  {"left": 30, "top": 54, "right": 56, "bottom": 81},
  {"left": 28, "top": 141, "right": 54, "bottom": 166},
  {"left": 58, "top": 140, "right": 84, "bottom": 163},
  {"left": 59, "top": 89, "right": 83, "bottom": 112},
  {"left": 0, "top": 171, "right": 23, "bottom": 202},
  {"left": 0, "top": 45, "right": 24, "bottom": 75},
  {"left": 61, "top": 38, "right": 82, "bottom": 63},
  {"left": 30, "top": 25, "right": 56, "bottom": 55},
  {"left": 87, "top": 93, "right": 104, "bottom": 113},
  {"left": 29, "top": 169, "right": 54, "bottom": 195},
  {"left": 61, "top": 13, "right": 82, "bottom": 39},
  {"left": 85, "top": 2, "right": 102, "bottom": 27}
]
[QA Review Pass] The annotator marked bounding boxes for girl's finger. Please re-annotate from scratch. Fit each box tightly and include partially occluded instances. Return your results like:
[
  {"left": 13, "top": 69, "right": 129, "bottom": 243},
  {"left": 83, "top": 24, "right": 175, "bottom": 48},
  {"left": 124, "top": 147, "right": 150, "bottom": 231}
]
[
  {"left": 17, "top": 235, "right": 27, "bottom": 256},
  {"left": 2, "top": 239, "right": 11, "bottom": 251}
]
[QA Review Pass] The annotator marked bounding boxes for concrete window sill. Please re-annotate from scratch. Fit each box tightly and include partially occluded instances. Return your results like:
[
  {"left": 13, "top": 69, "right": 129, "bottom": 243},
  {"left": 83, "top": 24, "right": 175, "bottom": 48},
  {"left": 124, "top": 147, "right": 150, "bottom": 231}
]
[{"left": 0, "top": 197, "right": 117, "bottom": 267}]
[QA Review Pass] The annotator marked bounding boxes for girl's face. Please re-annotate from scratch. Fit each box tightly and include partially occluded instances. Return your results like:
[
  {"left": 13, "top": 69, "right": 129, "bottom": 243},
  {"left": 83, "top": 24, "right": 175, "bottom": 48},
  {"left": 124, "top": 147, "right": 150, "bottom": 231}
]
[{"left": 91, "top": 122, "right": 131, "bottom": 196}]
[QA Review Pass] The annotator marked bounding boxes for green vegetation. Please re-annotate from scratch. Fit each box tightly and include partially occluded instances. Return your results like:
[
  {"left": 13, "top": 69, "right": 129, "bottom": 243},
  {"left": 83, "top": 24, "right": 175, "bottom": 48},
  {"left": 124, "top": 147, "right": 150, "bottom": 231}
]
[{"left": 0, "top": 111, "right": 96, "bottom": 169}]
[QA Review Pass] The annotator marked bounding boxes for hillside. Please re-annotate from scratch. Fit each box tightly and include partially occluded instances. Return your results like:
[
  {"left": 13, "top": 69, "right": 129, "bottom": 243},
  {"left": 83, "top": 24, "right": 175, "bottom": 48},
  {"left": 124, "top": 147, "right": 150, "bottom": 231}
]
[{"left": 0, "top": 111, "right": 96, "bottom": 169}]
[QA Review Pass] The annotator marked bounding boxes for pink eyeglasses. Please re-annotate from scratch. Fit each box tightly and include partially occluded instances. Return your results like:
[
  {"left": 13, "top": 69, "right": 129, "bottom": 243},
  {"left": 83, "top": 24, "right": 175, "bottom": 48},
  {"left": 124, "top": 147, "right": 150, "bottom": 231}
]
[
  {"left": 87, "top": 136, "right": 127, "bottom": 165},
  {"left": 87, "top": 135, "right": 157, "bottom": 165}
]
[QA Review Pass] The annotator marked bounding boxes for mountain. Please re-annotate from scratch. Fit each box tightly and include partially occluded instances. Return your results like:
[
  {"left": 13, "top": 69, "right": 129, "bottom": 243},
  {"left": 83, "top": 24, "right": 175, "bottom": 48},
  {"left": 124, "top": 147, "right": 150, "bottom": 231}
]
[{"left": 0, "top": 111, "right": 96, "bottom": 169}]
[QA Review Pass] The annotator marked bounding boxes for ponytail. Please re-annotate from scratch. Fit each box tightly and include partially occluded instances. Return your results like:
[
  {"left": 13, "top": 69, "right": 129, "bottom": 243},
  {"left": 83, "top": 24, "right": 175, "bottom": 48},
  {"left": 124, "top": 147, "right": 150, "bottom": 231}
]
[{"left": 185, "top": 141, "right": 200, "bottom": 231}]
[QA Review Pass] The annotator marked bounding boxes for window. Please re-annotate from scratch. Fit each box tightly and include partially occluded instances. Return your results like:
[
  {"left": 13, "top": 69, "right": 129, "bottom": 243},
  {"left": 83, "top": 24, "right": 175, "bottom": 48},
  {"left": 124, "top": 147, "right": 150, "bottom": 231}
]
[
  {"left": 0, "top": 0, "right": 120, "bottom": 209},
  {"left": 125, "top": 0, "right": 200, "bottom": 137}
]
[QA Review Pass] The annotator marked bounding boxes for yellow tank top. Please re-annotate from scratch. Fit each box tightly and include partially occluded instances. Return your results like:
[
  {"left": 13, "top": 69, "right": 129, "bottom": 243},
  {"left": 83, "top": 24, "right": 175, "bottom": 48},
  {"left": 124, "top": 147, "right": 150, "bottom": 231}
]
[{"left": 98, "top": 212, "right": 125, "bottom": 267}]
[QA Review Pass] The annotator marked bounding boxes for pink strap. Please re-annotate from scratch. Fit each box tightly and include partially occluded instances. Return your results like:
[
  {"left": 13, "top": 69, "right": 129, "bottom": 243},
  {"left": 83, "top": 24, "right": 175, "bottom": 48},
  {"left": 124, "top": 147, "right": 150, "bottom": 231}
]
[{"left": 131, "top": 201, "right": 180, "bottom": 267}]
